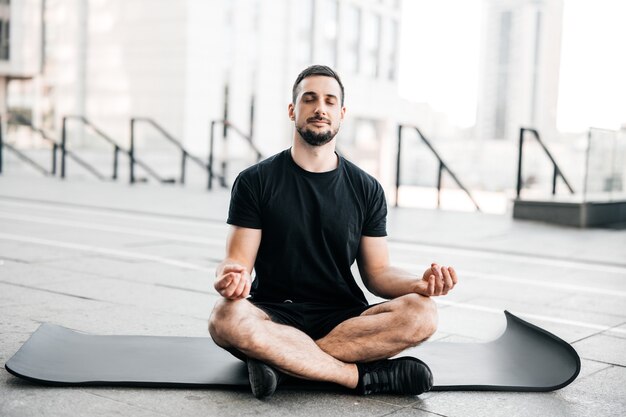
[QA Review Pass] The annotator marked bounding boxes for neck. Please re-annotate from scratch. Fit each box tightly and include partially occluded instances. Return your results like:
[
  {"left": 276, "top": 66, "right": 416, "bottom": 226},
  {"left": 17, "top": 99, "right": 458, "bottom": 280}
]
[{"left": 290, "top": 136, "right": 338, "bottom": 173}]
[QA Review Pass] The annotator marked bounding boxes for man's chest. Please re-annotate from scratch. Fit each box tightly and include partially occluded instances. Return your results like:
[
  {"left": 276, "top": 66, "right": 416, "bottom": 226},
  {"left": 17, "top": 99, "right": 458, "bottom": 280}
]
[{"left": 260, "top": 177, "right": 364, "bottom": 246}]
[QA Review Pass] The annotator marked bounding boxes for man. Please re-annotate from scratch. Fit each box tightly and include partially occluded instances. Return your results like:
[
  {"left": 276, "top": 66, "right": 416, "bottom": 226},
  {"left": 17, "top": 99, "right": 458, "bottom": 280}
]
[{"left": 209, "top": 65, "right": 458, "bottom": 399}]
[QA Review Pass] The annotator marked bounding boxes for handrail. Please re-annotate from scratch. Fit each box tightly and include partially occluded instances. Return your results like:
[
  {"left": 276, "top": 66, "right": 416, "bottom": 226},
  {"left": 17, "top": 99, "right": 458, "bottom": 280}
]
[
  {"left": 396, "top": 125, "right": 481, "bottom": 211},
  {"left": 516, "top": 128, "right": 575, "bottom": 199},
  {"left": 61, "top": 115, "right": 119, "bottom": 181},
  {"left": 130, "top": 117, "right": 207, "bottom": 185},
  {"left": 62, "top": 115, "right": 169, "bottom": 184},
  {"left": 3, "top": 114, "right": 58, "bottom": 175},
  {"left": 208, "top": 119, "right": 263, "bottom": 190},
  {"left": 0, "top": 115, "right": 52, "bottom": 176}
]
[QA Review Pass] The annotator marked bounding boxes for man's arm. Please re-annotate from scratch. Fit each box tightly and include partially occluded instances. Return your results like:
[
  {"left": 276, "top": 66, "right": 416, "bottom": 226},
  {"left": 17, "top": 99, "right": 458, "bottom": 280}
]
[
  {"left": 214, "top": 226, "right": 262, "bottom": 299},
  {"left": 356, "top": 236, "right": 457, "bottom": 299}
]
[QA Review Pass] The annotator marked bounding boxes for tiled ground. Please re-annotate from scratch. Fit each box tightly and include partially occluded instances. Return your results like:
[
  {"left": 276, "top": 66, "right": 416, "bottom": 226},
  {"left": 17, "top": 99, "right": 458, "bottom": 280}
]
[{"left": 1, "top": 175, "right": 625, "bottom": 416}]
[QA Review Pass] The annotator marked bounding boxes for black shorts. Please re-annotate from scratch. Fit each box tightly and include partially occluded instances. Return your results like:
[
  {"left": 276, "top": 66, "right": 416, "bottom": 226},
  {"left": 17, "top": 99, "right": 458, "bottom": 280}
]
[
  {"left": 252, "top": 300, "right": 374, "bottom": 340},
  {"left": 225, "top": 299, "right": 375, "bottom": 361}
]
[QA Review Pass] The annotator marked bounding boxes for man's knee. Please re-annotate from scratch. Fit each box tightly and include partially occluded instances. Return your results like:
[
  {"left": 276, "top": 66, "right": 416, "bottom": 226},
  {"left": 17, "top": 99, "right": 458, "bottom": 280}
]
[
  {"left": 208, "top": 298, "right": 247, "bottom": 344},
  {"left": 208, "top": 298, "right": 266, "bottom": 349},
  {"left": 395, "top": 293, "right": 438, "bottom": 346}
]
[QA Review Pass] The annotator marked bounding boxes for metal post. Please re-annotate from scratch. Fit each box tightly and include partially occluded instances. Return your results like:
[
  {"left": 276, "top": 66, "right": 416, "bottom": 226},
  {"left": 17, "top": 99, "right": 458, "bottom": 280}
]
[
  {"left": 222, "top": 84, "right": 229, "bottom": 186},
  {"left": 61, "top": 116, "right": 67, "bottom": 178},
  {"left": 208, "top": 120, "right": 215, "bottom": 190},
  {"left": 436, "top": 162, "right": 444, "bottom": 209},
  {"left": 516, "top": 128, "right": 524, "bottom": 199},
  {"left": 51, "top": 143, "right": 57, "bottom": 175},
  {"left": 394, "top": 125, "right": 402, "bottom": 207},
  {"left": 552, "top": 165, "right": 558, "bottom": 195},
  {"left": 181, "top": 151, "right": 187, "bottom": 185},
  {"left": 0, "top": 115, "right": 3, "bottom": 174},
  {"left": 249, "top": 94, "right": 255, "bottom": 143},
  {"left": 113, "top": 145, "right": 119, "bottom": 180},
  {"left": 129, "top": 118, "right": 135, "bottom": 184}
]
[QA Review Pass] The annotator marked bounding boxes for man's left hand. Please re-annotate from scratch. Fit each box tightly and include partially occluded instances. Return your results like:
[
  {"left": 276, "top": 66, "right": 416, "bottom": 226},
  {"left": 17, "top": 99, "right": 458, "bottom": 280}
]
[{"left": 414, "top": 263, "right": 458, "bottom": 297}]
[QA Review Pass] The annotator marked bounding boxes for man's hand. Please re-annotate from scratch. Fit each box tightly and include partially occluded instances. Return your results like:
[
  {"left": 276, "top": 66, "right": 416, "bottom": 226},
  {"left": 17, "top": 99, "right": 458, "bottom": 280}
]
[
  {"left": 215, "top": 264, "right": 252, "bottom": 300},
  {"left": 414, "top": 263, "right": 458, "bottom": 297}
]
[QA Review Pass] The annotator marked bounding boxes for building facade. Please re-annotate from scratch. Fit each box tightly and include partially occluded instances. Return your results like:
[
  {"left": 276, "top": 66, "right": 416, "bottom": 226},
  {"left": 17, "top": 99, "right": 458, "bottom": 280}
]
[
  {"left": 7, "top": 0, "right": 425, "bottom": 189},
  {"left": 476, "top": 0, "right": 563, "bottom": 141},
  {"left": 0, "top": 0, "right": 42, "bottom": 115}
]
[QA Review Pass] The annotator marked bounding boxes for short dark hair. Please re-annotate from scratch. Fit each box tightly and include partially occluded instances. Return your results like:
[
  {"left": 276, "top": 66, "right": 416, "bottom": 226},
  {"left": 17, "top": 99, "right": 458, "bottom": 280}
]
[{"left": 292, "top": 65, "right": 345, "bottom": 106}]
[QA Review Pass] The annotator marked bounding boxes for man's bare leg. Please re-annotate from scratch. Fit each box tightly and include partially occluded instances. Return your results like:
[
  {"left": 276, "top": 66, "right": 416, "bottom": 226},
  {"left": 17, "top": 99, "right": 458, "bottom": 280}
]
[
  {"left": 209, "top": 298, "right": 359, "bottom": 388},
  {"left": 210, "top": 293, "right": 436, "bottom": 381},
  {"left": 316, "top": 293, "right": 438, "bottom": 363}
]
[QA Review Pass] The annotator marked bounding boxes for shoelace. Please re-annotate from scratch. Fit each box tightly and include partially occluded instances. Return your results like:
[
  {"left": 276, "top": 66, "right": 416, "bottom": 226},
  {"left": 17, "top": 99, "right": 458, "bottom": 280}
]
[{"left": 363, "top": 363, "right": 396, "bottom": 394}]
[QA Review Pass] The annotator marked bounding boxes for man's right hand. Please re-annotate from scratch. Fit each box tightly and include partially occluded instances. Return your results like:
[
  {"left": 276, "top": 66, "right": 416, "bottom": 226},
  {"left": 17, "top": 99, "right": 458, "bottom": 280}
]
[{"left": 214, "top": 264, "right": 252, "bottom": 300}]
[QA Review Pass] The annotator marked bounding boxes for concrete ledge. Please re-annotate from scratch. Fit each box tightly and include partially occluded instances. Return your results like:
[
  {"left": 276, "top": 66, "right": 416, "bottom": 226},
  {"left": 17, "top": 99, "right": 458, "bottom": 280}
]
[{"left": 513, "top": 199, "right": 626, "bottom": 228}]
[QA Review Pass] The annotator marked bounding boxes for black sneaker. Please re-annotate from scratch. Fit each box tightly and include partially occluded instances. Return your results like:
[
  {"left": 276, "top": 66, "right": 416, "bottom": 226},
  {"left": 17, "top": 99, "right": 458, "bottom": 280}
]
[
  {"left": 357, "top": 357, "right": 433, "bottom": 395},
  {"left": 247, "top": 358, "right": 283, "bottom": 399}
]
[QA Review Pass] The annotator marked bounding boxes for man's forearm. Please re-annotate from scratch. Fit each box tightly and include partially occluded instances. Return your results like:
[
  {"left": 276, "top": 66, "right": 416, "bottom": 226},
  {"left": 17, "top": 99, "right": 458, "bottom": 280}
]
[{"left": 365, "top": 266, "right": 420, "bottom": 299}]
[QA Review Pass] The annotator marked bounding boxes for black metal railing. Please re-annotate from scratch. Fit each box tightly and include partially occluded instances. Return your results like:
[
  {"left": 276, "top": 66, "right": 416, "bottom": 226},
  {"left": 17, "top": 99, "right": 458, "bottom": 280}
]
[
  {"left": 208, "top": 119, "right": 263, "bottom": 190},
  {"left": 0, "top": 114, "right": 56, "bottom": 176},
  {"left": 61, "top": 115, "right": 121, "bottom": 180},
  {"left": 130, "top": 117, "right": 206, "bottom": 185},
  {"left": 396, "top": 125, "right": 481, "bottom": 211},
  {"left": 62, "top": 115, "right": 168, "bottom": 184},
  {"left": 516, "top": 128, "right": 575, "bottom": 199}
]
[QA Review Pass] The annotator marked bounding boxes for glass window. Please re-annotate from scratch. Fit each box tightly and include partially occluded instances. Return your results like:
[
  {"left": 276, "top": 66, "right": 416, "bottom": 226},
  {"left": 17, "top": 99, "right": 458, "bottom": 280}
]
[
  {"left": 296, "top": 0, "right": 314, "bottom": 66},
  {"left": 318, "top": 0, "right": 338, "bottom": 67},
  {"left": 0, "top": 0, "right": 9, "bottom": 61},
  {"left": 386, "top": 18, "right": 398, "bottom": 80},
  {"left": 495, "top": 11, "right": 512, "bottom": 138},
  {"left": 0, "top": 20, "right": 9, "bottom": 60},
  {"left": 363, "top": 12, "right": 381, "bottom": 78},
  {"left": 341, "top": 3, "right": 360, "bottom": 73}
]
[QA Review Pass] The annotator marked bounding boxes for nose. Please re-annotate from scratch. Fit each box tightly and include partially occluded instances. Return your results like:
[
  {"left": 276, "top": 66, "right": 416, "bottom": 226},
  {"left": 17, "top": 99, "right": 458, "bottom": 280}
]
[{"left": 314, "top": 99, "right": 328, "bottom": 115}]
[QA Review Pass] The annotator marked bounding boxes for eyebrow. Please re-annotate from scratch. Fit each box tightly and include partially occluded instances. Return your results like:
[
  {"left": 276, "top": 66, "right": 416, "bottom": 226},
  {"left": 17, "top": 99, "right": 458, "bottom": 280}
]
[{"left": 302, "top": 91, "right": 338, "bottom": 100}]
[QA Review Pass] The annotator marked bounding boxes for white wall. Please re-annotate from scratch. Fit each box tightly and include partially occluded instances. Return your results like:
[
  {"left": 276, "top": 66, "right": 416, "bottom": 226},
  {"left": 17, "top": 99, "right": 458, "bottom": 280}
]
[{"left": 0, "top": 0, "right": 42, "bottom": 78}]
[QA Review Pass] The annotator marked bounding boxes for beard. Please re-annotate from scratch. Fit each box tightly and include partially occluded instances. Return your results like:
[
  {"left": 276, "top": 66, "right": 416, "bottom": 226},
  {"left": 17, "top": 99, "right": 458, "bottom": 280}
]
[{"left": 296, "top": 123, "right": 339, "bottom": 147}]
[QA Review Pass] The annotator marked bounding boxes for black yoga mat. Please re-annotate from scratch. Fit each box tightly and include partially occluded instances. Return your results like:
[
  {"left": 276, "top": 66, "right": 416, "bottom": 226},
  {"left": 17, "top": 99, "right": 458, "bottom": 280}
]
[{"left": 4, "top": 311, "right": 580, "bottom": 391}]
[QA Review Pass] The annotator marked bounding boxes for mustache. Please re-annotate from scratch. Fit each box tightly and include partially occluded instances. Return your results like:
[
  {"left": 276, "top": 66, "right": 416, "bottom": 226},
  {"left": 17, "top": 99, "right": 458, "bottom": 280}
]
[{"left": 307, "top": 116, "right": 331, "bottom": 123}]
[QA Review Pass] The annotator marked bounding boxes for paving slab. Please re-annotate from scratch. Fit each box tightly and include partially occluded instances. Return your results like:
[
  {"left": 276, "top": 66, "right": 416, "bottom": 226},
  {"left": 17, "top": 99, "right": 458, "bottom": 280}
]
[
  {"left": 1, "top": 376, "right": 169, "bottom": 417},
  {"left": 465, "top": 296, "right": 626, "bottom": 342},
  {"left": 605, "top": 323, "right": 626, "bottom": 340},
  {"left": 573, "top": 334, "right": 626, "bottom": 366},
  {"left": 399, "top": 364, "right": 625, "bottom": 417},
  {"left": 31, "top": 255, "right": 215, "bottom": 291},
  {"left": 76, "top": 387, "right": 409, "bottom": 417},
  {"left": 547, "top": 293, "right": 626, "bottom": 318},
  {"left": 0, "top": 241, "right": 84, "bottom": 264},
  {"left": 0, "top": 177, "right": 231, "bottom": 221},
  {"left": 388, "top": 208, "right": 626, "bottom": 265},
  {"left": 33, "top": 275, "right": 215, "bottom": 319},
  {"left": 2, "top": 175, "right": 626, "bottom": 416},
  {"left": 0, "top": 260, "right": 99, "bottom": 286}
]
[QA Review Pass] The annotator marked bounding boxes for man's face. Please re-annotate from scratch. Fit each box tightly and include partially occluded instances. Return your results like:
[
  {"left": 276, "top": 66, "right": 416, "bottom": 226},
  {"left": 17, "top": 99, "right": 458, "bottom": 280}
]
[{"left": 288, "top": 75, "right": 346, "bottom": 146}]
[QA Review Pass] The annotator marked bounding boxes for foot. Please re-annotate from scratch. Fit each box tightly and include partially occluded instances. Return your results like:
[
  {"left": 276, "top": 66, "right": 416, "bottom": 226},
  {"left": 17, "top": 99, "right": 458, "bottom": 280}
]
[
  {"left": 357, "top": 357, "right": 433, "bottom": 396},
  {"left": 247, "top": 358, "right": 283, "bottom": 399}
]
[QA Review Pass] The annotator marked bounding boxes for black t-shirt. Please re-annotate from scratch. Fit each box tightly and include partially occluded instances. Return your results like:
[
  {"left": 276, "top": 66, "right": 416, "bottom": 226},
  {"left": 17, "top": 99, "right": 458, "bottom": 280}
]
[{"left": 227, "top": 149, "right": 387, "bottom": 307}]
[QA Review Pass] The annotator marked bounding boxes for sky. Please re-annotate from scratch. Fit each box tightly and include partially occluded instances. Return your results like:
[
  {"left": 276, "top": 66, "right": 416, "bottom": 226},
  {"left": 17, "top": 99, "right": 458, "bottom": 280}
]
[{"left": 398, "top": 0, "right": 626, "bottom": 132}]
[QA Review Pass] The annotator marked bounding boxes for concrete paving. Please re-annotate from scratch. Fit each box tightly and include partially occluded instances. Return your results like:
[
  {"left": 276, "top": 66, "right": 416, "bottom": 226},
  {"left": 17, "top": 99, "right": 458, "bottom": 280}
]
[{"left": 1, "top": 173, "right": 625, "bottom": 417}]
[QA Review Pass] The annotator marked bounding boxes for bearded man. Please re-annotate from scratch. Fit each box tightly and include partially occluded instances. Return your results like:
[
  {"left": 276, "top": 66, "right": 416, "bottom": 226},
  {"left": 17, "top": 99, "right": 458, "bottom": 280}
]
[{"left": 209, "top": 65, "right": 458, "bottom": 399}]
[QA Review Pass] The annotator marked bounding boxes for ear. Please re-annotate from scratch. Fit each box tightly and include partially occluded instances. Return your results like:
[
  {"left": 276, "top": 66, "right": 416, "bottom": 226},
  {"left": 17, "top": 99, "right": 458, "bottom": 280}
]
[
  {"left": 340, "top": 105, "right": 346, "bottom": 121},
  {"left": 288, "top": 103, "right": 295, "bottom": 120}
]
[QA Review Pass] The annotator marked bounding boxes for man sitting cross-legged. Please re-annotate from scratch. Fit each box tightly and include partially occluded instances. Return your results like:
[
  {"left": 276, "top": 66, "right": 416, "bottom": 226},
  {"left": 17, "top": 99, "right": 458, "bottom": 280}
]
[{"left": 209, "top": 65, "right": 458, "bottom": 399}]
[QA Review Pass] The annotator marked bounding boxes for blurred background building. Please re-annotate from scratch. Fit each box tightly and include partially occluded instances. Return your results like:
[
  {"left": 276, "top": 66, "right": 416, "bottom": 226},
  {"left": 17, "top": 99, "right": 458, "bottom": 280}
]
[
  {"left": 4, "top": 0, "right": 427, "bottom": 189},
  {"left": 476, "top": 0, "right": 563, "bottom": 142},
  {"left": 1, "top": 0, "right": 624, "bottom": 222}
]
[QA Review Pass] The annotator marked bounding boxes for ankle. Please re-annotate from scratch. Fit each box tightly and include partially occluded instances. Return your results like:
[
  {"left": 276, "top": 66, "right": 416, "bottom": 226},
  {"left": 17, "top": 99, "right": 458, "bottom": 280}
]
[{"left": 346, "top": 363, "right": 359, "bottom": 389}]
